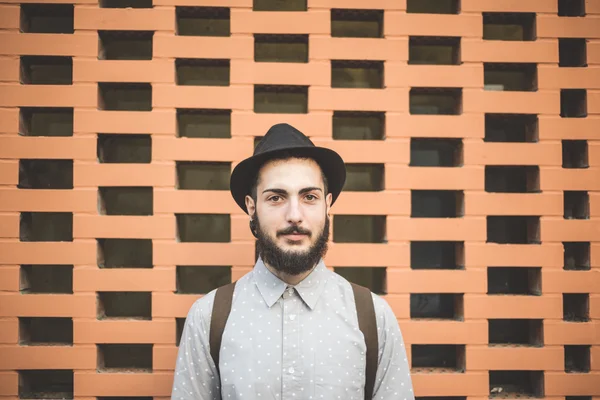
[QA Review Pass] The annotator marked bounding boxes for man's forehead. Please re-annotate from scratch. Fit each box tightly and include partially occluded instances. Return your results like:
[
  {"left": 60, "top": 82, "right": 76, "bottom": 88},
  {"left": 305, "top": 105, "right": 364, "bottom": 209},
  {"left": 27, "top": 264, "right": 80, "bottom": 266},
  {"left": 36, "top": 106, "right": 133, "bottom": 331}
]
[{"left": 257, "top": 157, "right": 323, "bottom": 186}]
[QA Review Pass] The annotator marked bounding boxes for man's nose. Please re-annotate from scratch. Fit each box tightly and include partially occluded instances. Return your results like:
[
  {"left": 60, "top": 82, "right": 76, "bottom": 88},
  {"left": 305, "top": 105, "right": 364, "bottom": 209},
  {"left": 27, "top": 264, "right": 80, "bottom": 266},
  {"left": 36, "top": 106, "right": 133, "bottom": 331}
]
[{"left": 285, "top": 198, "right": 303, "bottom": 223}]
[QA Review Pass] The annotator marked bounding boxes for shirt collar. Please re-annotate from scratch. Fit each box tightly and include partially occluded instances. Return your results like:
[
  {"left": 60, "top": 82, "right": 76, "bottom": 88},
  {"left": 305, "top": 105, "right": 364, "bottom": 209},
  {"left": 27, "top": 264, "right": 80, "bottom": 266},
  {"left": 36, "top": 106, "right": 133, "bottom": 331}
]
[{"left": 253, "top": 257, "right": 329, "bottom": 310}]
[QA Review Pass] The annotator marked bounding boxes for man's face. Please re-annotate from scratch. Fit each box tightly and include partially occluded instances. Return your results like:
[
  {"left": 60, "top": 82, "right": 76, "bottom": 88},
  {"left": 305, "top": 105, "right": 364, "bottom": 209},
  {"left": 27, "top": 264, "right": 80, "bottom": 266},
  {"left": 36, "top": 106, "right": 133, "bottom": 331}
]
[{"left": 245, "top": 157, "right": 332, "bottom": 275}]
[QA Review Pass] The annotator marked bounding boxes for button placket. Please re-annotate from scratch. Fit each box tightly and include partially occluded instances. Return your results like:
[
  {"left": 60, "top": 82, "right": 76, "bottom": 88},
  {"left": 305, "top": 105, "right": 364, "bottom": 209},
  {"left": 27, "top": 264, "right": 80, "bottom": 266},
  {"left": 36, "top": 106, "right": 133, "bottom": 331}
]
[{"left": 282, "top": 287, "right": 301, "bottom": 400}]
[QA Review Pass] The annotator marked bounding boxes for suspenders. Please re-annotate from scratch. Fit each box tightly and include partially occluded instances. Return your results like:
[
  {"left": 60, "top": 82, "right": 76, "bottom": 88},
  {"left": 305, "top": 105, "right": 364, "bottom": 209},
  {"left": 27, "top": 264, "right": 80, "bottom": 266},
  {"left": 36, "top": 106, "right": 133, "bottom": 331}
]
[{"left": 209, "top": 281, "right": 379, "bottom": 400}]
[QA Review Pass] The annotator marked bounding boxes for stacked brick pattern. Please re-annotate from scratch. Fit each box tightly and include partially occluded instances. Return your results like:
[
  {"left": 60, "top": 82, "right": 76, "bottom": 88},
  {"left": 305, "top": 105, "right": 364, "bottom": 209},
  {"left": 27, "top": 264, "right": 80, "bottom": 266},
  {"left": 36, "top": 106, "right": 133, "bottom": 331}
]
[{"left": 0, "top": 0, "right": 599, "bottom": 398}]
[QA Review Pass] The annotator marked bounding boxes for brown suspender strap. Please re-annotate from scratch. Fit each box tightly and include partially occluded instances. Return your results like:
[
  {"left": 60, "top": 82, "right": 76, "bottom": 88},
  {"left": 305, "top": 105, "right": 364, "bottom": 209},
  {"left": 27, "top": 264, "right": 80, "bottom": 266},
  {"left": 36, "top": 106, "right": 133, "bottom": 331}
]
[
  {"left": 209, "top": 281, "right": 236, "bottom": 378},
  {"left": 351, "top": 282, "right": 379, "bottom": 400}
]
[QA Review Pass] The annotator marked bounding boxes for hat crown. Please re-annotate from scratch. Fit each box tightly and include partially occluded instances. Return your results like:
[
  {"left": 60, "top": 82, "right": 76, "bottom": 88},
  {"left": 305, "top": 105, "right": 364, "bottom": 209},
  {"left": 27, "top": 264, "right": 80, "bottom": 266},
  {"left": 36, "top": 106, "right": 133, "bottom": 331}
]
[{"left": 254, "top": 123, "right": 314, "bottom": 155}]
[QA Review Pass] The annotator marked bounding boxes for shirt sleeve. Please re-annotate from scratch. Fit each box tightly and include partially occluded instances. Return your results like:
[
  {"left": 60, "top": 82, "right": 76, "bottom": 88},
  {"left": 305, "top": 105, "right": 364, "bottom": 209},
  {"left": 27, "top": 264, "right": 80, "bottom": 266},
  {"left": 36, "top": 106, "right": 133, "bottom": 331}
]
[
  {"left": 171, "top": 291, "right": 220, "bottom": 400},
  {"left": 371, "top": 294, "right": 415, "bottom": 400}
]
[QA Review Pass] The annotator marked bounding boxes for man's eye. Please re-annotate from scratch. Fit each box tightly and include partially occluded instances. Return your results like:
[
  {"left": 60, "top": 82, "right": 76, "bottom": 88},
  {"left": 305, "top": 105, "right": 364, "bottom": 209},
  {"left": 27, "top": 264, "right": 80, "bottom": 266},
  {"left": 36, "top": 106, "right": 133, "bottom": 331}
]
[
  {"left": 305, "top": 194, "right": 316, "bottom": 201},
  {"left": 269, "top": 196, "right": 281, "bottom": 202}
]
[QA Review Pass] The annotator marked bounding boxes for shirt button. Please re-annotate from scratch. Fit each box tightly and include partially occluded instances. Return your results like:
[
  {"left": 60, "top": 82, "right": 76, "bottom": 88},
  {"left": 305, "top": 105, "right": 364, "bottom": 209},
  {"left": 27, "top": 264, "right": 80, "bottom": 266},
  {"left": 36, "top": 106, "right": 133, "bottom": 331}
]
[
  {"left": 289, "top": 314, "right": 296, "bottom": 321},
  {"left": 288, "top": 288, "right": 294, "bottom": 295},
  {"left": 288, "top": 367, "right": 294, "bottom": 374}
]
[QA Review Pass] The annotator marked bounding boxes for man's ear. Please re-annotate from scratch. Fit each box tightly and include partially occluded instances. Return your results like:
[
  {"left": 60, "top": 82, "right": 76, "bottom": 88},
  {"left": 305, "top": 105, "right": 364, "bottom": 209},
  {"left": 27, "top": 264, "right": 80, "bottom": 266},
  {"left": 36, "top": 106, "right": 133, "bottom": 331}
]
[
  {"left": 326, "top": 192, "right": 333, "bottom": 217},
  {"left": 245, "top": 195, "right": 256, "bottom": 218}
]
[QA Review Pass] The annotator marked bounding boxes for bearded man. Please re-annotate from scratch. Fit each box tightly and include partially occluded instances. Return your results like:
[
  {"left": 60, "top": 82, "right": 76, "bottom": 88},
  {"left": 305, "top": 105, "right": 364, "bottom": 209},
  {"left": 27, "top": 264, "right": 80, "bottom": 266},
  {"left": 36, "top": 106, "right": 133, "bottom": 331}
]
[{"left": 172, "top": 123, "right": 414, "bottom": 400}]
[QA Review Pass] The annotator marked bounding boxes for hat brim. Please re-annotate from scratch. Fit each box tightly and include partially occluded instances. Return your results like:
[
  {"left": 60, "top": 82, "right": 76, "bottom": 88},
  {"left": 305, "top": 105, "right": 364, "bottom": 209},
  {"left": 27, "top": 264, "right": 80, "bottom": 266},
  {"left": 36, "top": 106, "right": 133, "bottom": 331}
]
[{"left": 230, "top": 146, "right": 346, "bottom": 214}]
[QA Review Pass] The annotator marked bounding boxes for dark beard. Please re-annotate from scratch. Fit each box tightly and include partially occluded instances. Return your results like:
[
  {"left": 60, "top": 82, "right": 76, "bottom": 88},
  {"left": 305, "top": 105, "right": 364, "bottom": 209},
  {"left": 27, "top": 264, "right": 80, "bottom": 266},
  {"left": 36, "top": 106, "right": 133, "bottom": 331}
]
[{"left": 252, "top": 213, "right": 329, "bottom": 276}]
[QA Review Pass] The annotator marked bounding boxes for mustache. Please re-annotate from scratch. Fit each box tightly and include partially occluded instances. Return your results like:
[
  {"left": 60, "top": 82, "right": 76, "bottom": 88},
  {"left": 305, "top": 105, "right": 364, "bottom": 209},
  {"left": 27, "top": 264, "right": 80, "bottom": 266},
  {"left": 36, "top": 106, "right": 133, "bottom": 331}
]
[{"left": 277, "top": 225, "right": 311, "bottom": 237}]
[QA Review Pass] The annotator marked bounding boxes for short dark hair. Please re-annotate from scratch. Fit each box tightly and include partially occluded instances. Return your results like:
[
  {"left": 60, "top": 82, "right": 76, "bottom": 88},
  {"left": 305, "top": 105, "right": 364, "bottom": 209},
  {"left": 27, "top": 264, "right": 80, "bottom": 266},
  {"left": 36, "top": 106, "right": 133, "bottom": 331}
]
[{"left": 249, "top": 151, "right": 329, "bottom": 205}]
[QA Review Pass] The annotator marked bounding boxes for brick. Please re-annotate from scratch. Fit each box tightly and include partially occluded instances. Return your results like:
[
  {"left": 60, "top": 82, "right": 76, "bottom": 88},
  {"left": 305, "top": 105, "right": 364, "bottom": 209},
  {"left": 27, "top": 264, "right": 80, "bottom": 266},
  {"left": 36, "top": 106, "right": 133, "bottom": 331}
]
[
  {"left": 231, "top": 214, "right": 254, "bottom": 241},
  {"left": 467, "top": 346, "right": 564, "bottom": 370},
  {"left": 411, "top": 372, "right": 488, "bottom": 396},
  {"left": 0, "top": 57, "right": 19, "bottom": 82},
  {"left": 388, "top": 217, "right": 486, "bottom": 241},
  {"left": 0, "top": 214, "right": 18, "bottom": 239},
  {"left": 589, "top": 90, "right": 600, "bottom": 114},
  {"left": 74, "top": 109, "right": 175, "bottom": 135},
  {"left": 539, "top": 66, "right": 600, "bottom": 90},
  {"left": 74, "top": 267, "right": 176, "bottom": 292},
  {"left": 592, "top": 294, "right": 600, "bottom": 319},
  {"left": 74, "top": 215, "right": 176, "bottom": 240},
  {"left": 0, "top": 108, "right": 18, "bottom": 134},
  {"left": 465, "top": 141, "right": 561, "bottom": 166},
  {"left": 590, "top": 41, "right": 600, "bottom": 64},
  {"left": 465, "top": 192, "right": 563, "bottom": 216},
  {"left": 332, "top": 192, "right": 410, "bottom": 216},
  {"left": 308, "top": 0, "right": 405, "bottom": 9},
  {"left": 0, "top": 320, "right": 18, "bottom": 344},
  {"left": 462, "top": 38, "right": 558, "bottom": 63},
  {"left": 541, "top": 168, "right": 600, "bottom": 191},
  {"left": 466, "top": 243, "right": 563, "bottom": 268},
  {"left": 386, "top": 166, "right": 484, "bottom": 190},
  {"left": 311, "top": 37, "right": 406, "bottom": 62},
  {"left": 231, "top": 9, "right": 329, "bottom": 35},
  {"left": 74, "top": 6, "right": 175, "bottom": 31},
  {"left": 153, "top": 346, "right": 177, "bottom": 370},
  {"left": 387, "top": 113, "right": 485, "bottom": 138},
  {"left": 309, "top": 87, "right": 407, "bottom": 112},
  {"left": 0, "top": 346, "right": 96, "bottom": 370},
  {"left": 74, "top": 164, "right": 176, "bottom": 188},
  {"left": 0, "top": 160, "right": 18, "bottom": 185},
  {"left": 544, "top": 320, "right": 599, "bottom": 345},
  {"left": 385, "top": 12, "right": 482, "bottom": 38},
  {"left": 0, "top": 188, "right": 96, "bottom": 213},
  {"left": 388, "top": 269, "right": 486, "bottom": 294},
  {"left": 0, "top": 294, "right": 95, "bottom": 318},
  {"left": 152, "top": 85, "right": 253, "bottom": 110},
  {"left": 154, "top": 190, "right": 240, "bottom": 214},
  {"left": 74, "top": 372, "right": 174, "bottom": 397},
  {"left": 0, "top": 5, "right": 19, "bottom": 29},
  {"left": 154, "top": 0, "right": 249, "bottom": 4},
  {"left": 152, "top": 136, "right": 252, "bottom": 162},
  {"left": 462, "top": 0, "right": 557, "bottom": 12},
  {"left": 0, "top": 266, "right": 19, "bottom": 291},
  {"left": 0, "top": 242, "right": 95, "bottom": 265},
  {"left": 0, "top": 372, "right": 17, "bottom": 395},
  {"left": 326, "top": 243, "right": 409, "bottom": 267},
  {"left": 463, "top": 89, "right": 561, "bottom": 114},
  {"left": 0, "top": 137, "right": 95, "bottom": 160},
  {"left": 543, "top": 270, "right": 600, "bottom": 294},
  {"left": 465, "top": 294, "right": 562, "bottom": 319},
  {"left": 152, "top": 293, "right": 200, "bottom": 318},
  {"left": 311, "top": 137, "right": 407, "bottom": 163},
  {"left": 539, "top": 116, "right": 600, "bottom": 140},
  {"left": 542, "top": 219, "right": 600, "bottom": 242},
  {"left": 74, "top": 320, "right": 175, "bottom": 344},
  {"left": 0, "top": 84, "right": 96, "bottom": 108},
  {"left": 545, "top": 372, "right": 600, "bottom": 396},
  {"left": 402, "top": 320, "right": 487, "bottom": 344},
  {"left": 73, "top": 59, "right": 175, "bottom": 84},
  {"left": 232, "top": 111, "right": 332, "bottom": 137},
  {"left": 154, "top": 242, "right": 254, "bottom": 265},
  {"left": 0, "top": 32, "right": 98, "bottom": 57},
  {"left": 387, "top": 64, "right": 483, "bottom": 89},
  {"left": 537, "top": 15, "right": 600, "bottom": 39},
  {"left": 231, "top": 60, "right": 330, "bottom": 86},
  {"left": 154, "top": 34, "right": 253, "bottom": 59}
]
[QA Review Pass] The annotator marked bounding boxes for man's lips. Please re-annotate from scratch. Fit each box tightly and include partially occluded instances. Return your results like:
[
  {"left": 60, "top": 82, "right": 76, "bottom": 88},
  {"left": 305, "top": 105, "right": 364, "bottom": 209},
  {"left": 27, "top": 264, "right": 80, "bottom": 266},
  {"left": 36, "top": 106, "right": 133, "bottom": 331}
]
[{"left": 281, "top": 233, "right": 307, "bottom": 240}]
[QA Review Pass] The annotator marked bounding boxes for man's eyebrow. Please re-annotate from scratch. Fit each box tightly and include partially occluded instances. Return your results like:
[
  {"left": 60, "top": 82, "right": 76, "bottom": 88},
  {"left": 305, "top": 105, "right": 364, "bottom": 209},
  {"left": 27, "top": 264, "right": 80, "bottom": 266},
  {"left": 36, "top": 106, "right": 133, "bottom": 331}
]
[{"left": 262, "top": 187, "right": 322, "bottom": 195}]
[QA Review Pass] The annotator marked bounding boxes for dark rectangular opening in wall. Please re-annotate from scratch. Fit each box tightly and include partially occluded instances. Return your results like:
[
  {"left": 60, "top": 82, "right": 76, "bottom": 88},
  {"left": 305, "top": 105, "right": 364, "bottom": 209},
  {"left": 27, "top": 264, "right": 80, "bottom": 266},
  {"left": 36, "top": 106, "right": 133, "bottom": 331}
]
[
  {"left": 18, "top": 159, "right": 73, "bottom": 189},
  {"left": 98, "top": 83, "right": 152, "bottom": 111},
  {"left": 564, "top": 192, "right": 589, "bottom": 220},
  {"left": 97, "top": 134, "right": 152, "bottom": 164},
  {"left": 332, "top": 111, "right": 385, "bottom": 140},
  {"left": 411, "top": 345, "right": 465, "bottom": 372},
  {"left": 99, "top": 187, "right": 153, "bottom": 216},
  {"left": 410, "top": 138, "right": 463, "bottom": 167},
  {"left": 20, "top": 265, "right": 73, "bottom": 294},
  {"left": 563, "top": 293, "right": 589, "bottom": 322},
  {"left": 97, "top": 292, "right": 151, "bottom": 320},
  {"left": 411, "top": 241, "right": 464, "bottom": 270},
  {"left": 483, "top": 13, "right": 536, "bottom": 41},
  {"left": 253, "top": 0, "right": 306, "bottom": 11},
  {"left": 176, "top": 109, "right": 231, "bottom": 138},
  {"left": 176, "top": 162, "right": 231, "bottom": 190},
  {"left": 100, "top": 0, "right": 152, "bottom": 8},
  {"left": 176, "top": 214, "right": 231, "bottom": 242},
  {"left": 485, "top": 114, "right": 538, "bottom": 143},
  {"left": 412, "top": 190, "right": 464, "bottom": 218},
  {"left": 331, "top": 9, "right": 383, "bottom": 38},
  {"left": 334, "top": 267, "right": 387, "bottom": 295},
  {"left": 561, "top": 89, "right": 587, "bottom": 118},
  {"left": 344, "top": 164, "right": 384, "bottom": 191},
  {"left": 410, "top": 293, "right": 464, "bottom": 320},
  {"left": 176, "top": 266, "right": 232, "bottom": 294},
  {"left": 176, "top": 7, "right": 230, "bottom": 36},
  {"left": 19, "top": 317, "right": 73, "bottom": 345},
  {"left": 566, "top": 397, "right": 592, "bottom": 400},
  {"left": 484, "top": 63, "right": 537, "bottom": 91},
  {"left": 487, "top": 216, "right": 540, "bottom": 244},
  {"left": 487, "top": 267, "right": 541, "bottom": 295},
  {"left": 333, "top": 215, "right": 386, "bottom": 243},
  {"left": 489, "top": 371, "right": 544, "bottom": 398},
  {"left": 489, "top": 319, "right": 543, "bottom": 347},
  {"left": 254, "top": 85, "right": 308, "bottom": 114},
  {"left": 407, "top": 0, "right": 459, "bottom": 14},
  {"left": 20, "top": 212, "right": 72, "bottom": 242},
  {"left": 565, "top": 345, "right": 590, "bottom": 373},
  {"left": 558, "top": 0, "right": 585, "bottom": 16},
  {"left": 564, "top": 242, "right": 590, "bottom": 271},
  {"left": 20, "top": 4, "right": 74, "bottom": 34},
  {"left": 19, "top": 107, "right": 73, "bottom": 137},
  {"left": 485, "top": 166, "right": 540, "bottom": 193},
  {"left": 97, "top": 239, "right": 152, "bottom": 269},
  {"left": 409, "top": 36, "right": 461, "bottom": 65},
  {"left": 176, "top": 59, "right": 230, "bottom": 86},
  {"left": 254, "top": 34, "right": 308, "bottom": 63},
  {"left": 98, "top": 31, "right": 153, "bottom": 60},
  {"left": 331, "top": 60, "right": 384, "bottom": 89},
  {"left": 20, "top": 56, "right": 72, "bottom": 85},
  {"left": 559, "top": 38, "right": 587, "bottom": 67},
  {"left": 410, "top": 88, "right": 462, "bottom": 115},
  {"left": 19, "top": 370, "right": 74, "bottom": 399},
  {"left": 176, "top": 318, "right": 186, "bottom": 346},
  {"left": 562, "top": 140, "right": 588, "bottom": 168},
  {"left": 97, "top": 344, "right": 153, "bottom": 372}
]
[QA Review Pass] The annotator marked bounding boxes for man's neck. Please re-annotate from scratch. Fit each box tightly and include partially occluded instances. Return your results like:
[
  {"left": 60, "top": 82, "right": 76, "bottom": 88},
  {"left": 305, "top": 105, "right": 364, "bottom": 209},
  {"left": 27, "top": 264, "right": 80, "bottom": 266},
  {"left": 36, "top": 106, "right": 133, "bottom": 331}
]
[{"left": 263, "top": 261, "right": 318, "bottom": 286}]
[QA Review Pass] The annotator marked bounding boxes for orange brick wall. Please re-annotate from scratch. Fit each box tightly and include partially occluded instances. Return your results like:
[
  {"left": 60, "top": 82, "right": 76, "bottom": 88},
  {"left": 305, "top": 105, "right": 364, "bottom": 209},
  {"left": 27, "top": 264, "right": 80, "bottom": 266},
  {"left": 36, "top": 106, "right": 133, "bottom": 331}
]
[{"left": 1, "top": 0, "right": 599, "bottom": 399}]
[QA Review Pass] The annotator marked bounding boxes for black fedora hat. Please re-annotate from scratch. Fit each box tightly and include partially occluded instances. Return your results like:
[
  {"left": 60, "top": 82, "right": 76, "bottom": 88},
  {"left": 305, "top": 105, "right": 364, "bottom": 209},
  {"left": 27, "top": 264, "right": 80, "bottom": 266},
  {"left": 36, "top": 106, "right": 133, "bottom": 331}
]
[{"left": 230, "top": 123, "right": 346, "bottom": 214}]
